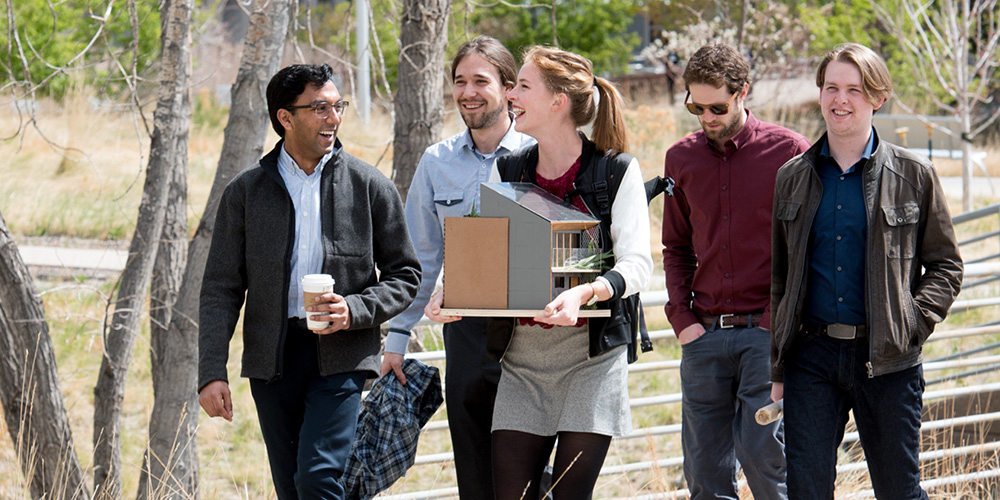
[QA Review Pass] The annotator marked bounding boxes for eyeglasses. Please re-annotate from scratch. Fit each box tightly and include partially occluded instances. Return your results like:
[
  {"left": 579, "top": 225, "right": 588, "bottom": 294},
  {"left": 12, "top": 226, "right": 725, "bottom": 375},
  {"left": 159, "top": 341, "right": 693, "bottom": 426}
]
[
  {"left": 285, "top": 100, "right": 350, "bottom": 119},
  {"left": 684, "top": 91, "right": 739, "bottom": 116}
]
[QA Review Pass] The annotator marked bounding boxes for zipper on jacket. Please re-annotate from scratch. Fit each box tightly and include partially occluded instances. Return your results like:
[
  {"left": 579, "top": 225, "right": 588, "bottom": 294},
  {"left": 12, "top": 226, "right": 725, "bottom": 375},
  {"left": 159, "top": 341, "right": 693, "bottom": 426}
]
[{"left": 863, "top": 155, "right": 876, "bottom": 379}]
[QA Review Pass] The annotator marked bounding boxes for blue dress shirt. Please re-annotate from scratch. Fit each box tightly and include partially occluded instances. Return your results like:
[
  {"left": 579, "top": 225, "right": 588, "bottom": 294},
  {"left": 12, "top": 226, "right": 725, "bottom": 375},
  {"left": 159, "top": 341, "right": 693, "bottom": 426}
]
[
  {"left": 805, "top": 131, "right": 876, "bottom": 326},
  {"left": 278, "top": 145, "right": 336, "bottom": 319},
  {"left": 385, "top": 123, "right": 534, "bottom": 353}
]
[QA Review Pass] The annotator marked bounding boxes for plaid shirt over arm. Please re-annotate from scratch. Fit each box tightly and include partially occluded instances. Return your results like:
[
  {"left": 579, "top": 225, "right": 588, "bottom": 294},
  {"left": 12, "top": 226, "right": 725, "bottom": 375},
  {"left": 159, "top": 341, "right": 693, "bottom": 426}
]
[{"left": 344, "top": 358, "right": 444, "bottom": 499}]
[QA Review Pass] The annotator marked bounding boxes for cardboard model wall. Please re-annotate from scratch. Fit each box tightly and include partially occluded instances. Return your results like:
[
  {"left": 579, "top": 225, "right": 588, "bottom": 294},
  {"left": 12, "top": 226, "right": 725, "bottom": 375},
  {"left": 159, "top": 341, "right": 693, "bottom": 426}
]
[{"left": 442, "top": 217, "right": 508, "bottom": 308}]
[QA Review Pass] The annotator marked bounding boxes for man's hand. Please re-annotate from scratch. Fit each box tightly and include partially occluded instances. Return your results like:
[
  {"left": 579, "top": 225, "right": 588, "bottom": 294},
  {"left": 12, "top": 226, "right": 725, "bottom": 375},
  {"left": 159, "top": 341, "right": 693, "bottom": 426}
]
[
  {"left": 199, "top": 380, "right": 233, "bottom": 422},
  {"left": 534, "top": 285, "right": 590, "bottom": 326},
  {"left": 770, "top": 382, "right": 783, "bottom": 403},
  {"left": 381, "top": 352, "right": 407, "bottom": 385},
  {"left": 307, "top": 292, "right": 352, "bottom": 334},
  {"left": 677, "top": 323, "right": 706, "bottom": 345},
  {"left": 425, "top": 291, "right": 461, "bottom": 324}
]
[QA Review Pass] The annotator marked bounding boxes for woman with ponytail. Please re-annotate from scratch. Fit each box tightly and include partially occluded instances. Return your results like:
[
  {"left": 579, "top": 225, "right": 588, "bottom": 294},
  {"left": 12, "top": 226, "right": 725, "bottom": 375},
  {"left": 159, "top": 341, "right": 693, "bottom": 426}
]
[{"left": 426, "top": 45, "right": 652, "bottom": 498}]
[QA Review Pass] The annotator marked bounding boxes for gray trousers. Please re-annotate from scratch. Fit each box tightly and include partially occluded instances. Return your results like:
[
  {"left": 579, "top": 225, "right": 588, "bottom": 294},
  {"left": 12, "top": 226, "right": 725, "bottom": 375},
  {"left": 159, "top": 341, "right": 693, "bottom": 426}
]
[{"left": 680, "top": 325, "right": 787, "bottom": 500}]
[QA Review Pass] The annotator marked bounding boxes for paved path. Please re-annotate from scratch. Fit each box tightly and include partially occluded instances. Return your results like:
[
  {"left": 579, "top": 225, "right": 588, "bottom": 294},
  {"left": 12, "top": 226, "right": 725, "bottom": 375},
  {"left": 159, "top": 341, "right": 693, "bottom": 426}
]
[
  {"left": 20, "top": 245, "right": 129, "bottom": 272},
  {"left": 21, "top": 245, "right": 129, "bottom": 270}
]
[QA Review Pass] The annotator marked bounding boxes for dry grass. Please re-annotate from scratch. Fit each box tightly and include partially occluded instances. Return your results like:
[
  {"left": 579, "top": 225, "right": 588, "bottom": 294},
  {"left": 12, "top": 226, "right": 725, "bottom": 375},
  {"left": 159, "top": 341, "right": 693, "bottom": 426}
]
[{"left": 3, "top": 87, "right": 1000, "bottom": 498}]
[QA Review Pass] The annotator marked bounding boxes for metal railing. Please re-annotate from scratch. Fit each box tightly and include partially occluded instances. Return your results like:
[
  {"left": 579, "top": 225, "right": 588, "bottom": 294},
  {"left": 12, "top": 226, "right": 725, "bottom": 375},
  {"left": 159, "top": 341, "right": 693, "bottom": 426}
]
[
  {"left": 952, "top": 203, "right": 1000, "bottom": 289},
  {"left": 385, "top": 206, "right": 1000, "bottom": 498}
]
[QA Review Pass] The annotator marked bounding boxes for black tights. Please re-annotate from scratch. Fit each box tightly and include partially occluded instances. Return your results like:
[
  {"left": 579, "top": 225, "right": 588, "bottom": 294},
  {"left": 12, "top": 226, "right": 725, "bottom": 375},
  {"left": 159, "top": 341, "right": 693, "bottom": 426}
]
[{"left": 492, "top": 430, "right": 612, "bottom": 500}]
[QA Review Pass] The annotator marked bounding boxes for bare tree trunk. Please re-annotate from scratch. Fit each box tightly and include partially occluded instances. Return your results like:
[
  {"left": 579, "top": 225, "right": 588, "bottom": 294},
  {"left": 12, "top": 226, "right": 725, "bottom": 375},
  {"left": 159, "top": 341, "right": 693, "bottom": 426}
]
[
  {"left": 735, "top": 0, "right": 749, "bottom": 49},
  {"left": 135, "top": 4, "right": 295, "bottom": 496},
  {"left": 392, "top": 0, "right": 450, "bottom": 201},
  {"left": 134, "top": 2, "right": 195, "bottom": 497},
  {"left": 92, "top": 0, "right": 194, "bottom": 494},
  {"left": 0, "top": 211, "right": 88, "bottom": 500},
  {"left": 136, "top": 0, "right": 294, "bottom": 497}
]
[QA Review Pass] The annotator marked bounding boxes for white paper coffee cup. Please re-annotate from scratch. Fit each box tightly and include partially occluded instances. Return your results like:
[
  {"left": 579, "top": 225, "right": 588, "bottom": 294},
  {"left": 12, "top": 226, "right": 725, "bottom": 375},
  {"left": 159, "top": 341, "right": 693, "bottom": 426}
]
[{"left": 302, "top": 274, "right": 335, "bottom": 330}]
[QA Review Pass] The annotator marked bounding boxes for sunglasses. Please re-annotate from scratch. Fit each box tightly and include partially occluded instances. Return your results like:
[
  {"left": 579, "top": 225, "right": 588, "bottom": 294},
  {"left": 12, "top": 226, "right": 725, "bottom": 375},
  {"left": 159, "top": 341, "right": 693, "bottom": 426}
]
[{"left": 684, "top": 90, "right": 739, "bottom": 116}]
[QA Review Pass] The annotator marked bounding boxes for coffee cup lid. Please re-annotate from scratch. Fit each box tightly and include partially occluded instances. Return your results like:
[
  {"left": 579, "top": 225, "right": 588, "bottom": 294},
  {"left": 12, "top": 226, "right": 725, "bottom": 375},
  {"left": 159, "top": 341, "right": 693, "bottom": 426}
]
[{"left": 301, "top": 274, "right": 335, "bottom": 286}]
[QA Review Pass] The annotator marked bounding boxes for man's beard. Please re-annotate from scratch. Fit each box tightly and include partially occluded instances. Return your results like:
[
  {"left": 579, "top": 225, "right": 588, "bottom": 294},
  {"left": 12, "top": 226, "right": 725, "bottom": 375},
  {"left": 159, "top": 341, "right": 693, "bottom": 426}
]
[
  {"left": 703, "top": 115, "right": 741, "bottom": 144},
  {"left": 462, "top": 101, "right": 505, "bottom": 130}
]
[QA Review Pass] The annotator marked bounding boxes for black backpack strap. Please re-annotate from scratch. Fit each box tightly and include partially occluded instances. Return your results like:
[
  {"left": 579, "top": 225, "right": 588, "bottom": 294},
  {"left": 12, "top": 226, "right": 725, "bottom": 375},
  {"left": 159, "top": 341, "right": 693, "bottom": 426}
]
[
  {"left": 566, "top": 152, "right": 615, "bottom": 217},
  {"left": 593, "top": 153, "right": 612, "bottom": 217},
  {"left": 586, "top": 151, "right": 653, "bottom": 361},
  {"left": 498, "top": 144, "right": 537, "bottom": 183}
]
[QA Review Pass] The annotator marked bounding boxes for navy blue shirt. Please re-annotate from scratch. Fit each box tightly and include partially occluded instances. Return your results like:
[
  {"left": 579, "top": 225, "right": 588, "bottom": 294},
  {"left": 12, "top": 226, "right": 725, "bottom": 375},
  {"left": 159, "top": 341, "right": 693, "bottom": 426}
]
[{"left": 805, "top": 131, "right": 876, "bottom": 325}]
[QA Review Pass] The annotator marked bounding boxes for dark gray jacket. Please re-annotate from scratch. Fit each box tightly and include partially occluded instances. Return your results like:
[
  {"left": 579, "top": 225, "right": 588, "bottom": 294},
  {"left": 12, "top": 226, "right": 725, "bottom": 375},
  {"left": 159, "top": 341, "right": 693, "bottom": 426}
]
[
  {"left": 199, "top": 140, "right": 421, "bottom": 390},
  {"left": 771, "top": 131, "right": 963, "bottom": 381}
]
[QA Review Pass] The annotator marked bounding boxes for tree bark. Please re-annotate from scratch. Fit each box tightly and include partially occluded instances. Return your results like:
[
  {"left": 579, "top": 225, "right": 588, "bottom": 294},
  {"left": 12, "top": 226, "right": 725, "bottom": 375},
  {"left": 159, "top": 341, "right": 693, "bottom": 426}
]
[
  {"left": 134, "top": 1, "right": 195, "bottom": 497},
  {"left": 136, "top": 2, "right": 293, "bottom": 496},
  {"left": 392, "top": 0, "right": 450, "bottom": 201},
  {"left": 92, "top": 0, "right": 194, "bottom": 493},
  {"left": 0, "top": 211, "right": 88, "bottom": 500}
]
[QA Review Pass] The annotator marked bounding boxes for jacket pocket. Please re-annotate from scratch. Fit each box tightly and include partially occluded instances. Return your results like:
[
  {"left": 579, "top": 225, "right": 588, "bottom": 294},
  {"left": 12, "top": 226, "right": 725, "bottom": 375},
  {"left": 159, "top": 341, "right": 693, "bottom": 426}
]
[
  {"left": 434, "top": 191, "right": 469, "bottom": 219},
  {"left": 906, "top": 293, "right": 932, "bottom": 347},
  {"left": 775, "top": 200, "right": 801, "bottom": 221},
  {"left": 882, "top": 203, "right": 920, "bottom": 258}
]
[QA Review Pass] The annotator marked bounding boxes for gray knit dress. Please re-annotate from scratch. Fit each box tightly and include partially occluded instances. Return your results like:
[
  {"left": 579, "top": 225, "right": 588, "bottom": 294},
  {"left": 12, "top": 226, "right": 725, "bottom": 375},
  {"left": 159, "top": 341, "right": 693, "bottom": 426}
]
[{"left": 491, "top": 321, "right": 631, "bottom": 437}]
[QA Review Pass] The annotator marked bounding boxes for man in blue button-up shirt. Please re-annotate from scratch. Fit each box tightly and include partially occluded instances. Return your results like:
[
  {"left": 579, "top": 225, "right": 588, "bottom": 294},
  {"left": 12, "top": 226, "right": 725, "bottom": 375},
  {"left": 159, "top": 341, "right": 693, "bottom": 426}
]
[
  {"left": 385, "top": 36, "right": 533, "bottom": 499},
  {"left": 771, "top": 44, "right": 962, "bottom": 500},
  {"left": 804, "top": 134, "right": 874, "bottom": 327}
]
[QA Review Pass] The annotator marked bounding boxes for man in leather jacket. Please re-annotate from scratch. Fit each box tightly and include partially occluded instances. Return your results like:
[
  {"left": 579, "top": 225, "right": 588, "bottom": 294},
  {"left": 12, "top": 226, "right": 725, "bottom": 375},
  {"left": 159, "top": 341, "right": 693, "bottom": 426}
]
[{"left": 770, "top": 43, "right": 963, "bottom": 499}]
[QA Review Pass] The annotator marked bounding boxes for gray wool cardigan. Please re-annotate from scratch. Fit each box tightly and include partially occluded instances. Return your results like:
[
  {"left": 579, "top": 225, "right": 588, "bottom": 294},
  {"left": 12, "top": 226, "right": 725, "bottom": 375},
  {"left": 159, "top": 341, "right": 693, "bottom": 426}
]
[{"left": 198, "top": 140, "right": 421, "bottom": 390}]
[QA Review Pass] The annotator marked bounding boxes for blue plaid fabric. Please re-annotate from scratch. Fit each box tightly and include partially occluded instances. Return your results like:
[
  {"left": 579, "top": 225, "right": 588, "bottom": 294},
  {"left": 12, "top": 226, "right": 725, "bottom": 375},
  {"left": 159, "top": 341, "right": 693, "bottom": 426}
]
[{"left": 344, "top": 358, "right": 443, "bottom": 499}]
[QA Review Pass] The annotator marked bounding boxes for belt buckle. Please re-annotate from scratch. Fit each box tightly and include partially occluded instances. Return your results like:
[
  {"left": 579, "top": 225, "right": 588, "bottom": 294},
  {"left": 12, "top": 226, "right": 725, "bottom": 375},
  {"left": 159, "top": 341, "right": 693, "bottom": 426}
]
[
  {"left": 719, "top": 313, "right": 735, "bottom": 329},
  {"left": 827, "top": 323, "right": 856, "bottom": 340}
]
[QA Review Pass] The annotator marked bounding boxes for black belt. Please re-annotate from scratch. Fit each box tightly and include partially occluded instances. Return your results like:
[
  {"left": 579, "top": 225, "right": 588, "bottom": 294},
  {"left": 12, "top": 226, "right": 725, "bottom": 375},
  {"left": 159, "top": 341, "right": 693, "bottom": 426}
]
[
  {"left": 698, "top": 312, "right": 764, "bottom": 329},
  {"left": 289, "top": 317, "right": 309, "bottom": 331},
  {"left": 803, "top": 322, "right": 867, "bottom": 340}
]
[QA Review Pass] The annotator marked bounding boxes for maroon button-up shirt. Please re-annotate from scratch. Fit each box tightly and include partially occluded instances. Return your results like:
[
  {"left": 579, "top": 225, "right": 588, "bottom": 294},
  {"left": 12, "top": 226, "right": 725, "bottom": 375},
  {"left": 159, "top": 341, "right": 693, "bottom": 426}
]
[{"left": 661, "top": 111, "right": 810, "bottom": 334}]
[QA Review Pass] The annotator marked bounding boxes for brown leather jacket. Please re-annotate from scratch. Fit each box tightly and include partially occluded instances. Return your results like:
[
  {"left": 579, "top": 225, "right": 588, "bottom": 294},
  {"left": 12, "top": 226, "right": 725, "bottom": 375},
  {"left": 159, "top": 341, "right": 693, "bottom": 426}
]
[{"left": 770, "top": 131, "right": 963, "bottom": 381}]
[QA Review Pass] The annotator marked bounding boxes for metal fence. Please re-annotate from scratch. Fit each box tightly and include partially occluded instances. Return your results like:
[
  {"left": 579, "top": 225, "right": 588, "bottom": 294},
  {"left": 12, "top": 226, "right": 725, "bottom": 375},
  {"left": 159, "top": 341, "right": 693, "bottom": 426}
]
[{"left": 382, "top": 204, "right": 1000, "bottom": 498}]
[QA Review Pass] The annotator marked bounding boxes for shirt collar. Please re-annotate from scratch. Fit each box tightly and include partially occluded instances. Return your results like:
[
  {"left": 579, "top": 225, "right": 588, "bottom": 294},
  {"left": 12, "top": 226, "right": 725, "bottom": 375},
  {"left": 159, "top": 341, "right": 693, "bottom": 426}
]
[
  {"left": 461, "top": 111, "right": 520, "bottom": 157},
  {"left": 497, "top": 112, "right": 526, "bottom": 153},
  {"left": 727, "top": 109, "right": 758, "bottom": 150},
  {"left": 704, "top": 109, "right": 756, "bottom": 154},
  {"left": 819, "top": 127, "right": 876, "bottom": 163},
  {"left": 278, "top": 141, "right": 339, "bottom": 177}
]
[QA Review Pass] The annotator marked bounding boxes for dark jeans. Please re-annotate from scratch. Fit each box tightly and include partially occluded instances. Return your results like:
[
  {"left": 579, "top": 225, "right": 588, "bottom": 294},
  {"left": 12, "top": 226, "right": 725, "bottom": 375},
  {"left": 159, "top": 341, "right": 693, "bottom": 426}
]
[
  {"left": 444, "top": 317, "right": 500, "bottom": 500},
  {"left": 784, "top": 332, "right": 928, "bottom": 500},
  {"left": 680, "top": 325, "right": 786, "bottom": 500},
  {"left": 250, "top": 321, "right": 366, "bottom": 500}
]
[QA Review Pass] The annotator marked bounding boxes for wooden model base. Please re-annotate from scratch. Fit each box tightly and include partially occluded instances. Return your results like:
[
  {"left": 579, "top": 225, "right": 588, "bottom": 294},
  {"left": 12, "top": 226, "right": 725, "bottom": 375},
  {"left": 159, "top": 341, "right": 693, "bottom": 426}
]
[{"left": 440, "top": 308, "right": 611, "bottom": 318}]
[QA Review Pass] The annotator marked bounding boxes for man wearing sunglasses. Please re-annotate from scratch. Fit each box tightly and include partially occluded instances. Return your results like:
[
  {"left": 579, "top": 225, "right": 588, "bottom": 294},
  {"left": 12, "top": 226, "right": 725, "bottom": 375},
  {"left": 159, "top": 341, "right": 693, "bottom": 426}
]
[
  {"left": 662, "top": 44, "right": 809, "bottom": 500},
  {"left": 198, "top": 63, "right": 421, "bottom": 499}
]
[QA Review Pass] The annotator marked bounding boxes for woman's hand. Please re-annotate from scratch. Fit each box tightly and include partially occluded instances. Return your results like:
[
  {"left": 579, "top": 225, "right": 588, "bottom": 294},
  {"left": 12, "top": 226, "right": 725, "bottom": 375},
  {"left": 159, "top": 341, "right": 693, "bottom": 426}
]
[
  {"left": 424, "top": 290, "right": 461, "bottom": 324},
  {"left": 533, "top": 284, "right": 594, "bottom": 326}
]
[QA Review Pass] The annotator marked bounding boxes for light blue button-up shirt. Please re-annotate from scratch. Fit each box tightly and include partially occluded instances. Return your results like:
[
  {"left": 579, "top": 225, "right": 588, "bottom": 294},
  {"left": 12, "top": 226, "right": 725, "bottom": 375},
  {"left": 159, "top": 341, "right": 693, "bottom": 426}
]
[
  {"left": 385, "top": 123, "right": 534, "bottom": 353},
  {"left": 278, "top": 145, "right": 336, "bottom": 319}
]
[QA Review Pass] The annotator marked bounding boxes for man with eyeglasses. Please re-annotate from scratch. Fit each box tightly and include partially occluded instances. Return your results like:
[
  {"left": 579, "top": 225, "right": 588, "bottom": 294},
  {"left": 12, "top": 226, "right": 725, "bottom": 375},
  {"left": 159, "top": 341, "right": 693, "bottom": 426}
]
[
  {"left": 198, "top": 63, "right": 421, "bottom": 499},
  {"left": 661, "top": 44, "right": 809, "bottom": 500}
]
